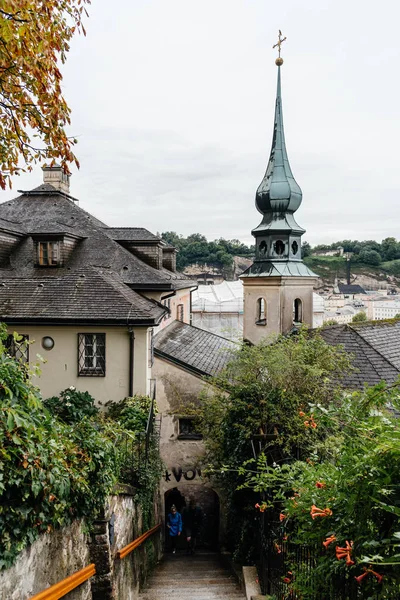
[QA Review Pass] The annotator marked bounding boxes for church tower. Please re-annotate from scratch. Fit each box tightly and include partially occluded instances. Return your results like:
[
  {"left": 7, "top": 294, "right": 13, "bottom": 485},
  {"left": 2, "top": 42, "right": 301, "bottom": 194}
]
[{"left": 241, "top": 34, "right": 317, "bottom": 344}]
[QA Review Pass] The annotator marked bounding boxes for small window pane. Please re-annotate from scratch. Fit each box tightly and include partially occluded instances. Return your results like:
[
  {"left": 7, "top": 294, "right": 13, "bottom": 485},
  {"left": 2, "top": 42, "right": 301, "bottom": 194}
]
[
  {"left": 5, "top": 334, "right": 29, "bottom": 363},
  {"left": 178, "top": 418, "right": 202, "bottom": 440},
  {"left": 78, "top": 333, "right": 105, "bottom": 376},
  {"left": 38, "top": 242, "right": 59, "bottom": 266}
]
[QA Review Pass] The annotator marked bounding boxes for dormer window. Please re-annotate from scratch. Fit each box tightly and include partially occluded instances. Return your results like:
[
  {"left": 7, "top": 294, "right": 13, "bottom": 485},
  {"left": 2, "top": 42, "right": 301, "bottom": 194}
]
[{"left": 38, "top": 241, "right": 59, "bottom": 266}]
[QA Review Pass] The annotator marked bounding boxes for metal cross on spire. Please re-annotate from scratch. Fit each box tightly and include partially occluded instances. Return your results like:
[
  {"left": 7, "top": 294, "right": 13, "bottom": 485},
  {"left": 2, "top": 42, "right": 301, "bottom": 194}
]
[{"left": 273, "top": 30, "right": 286, "bottom": 65}]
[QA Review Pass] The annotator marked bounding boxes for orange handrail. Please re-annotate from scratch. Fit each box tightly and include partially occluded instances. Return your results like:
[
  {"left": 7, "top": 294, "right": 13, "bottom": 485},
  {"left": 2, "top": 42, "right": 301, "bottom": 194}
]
[
  {"left": 29, "top": 563, "right": 96, "bottom": 600},
  {"left": 117, "top": 523, "right": 162, "bottom": 559}
]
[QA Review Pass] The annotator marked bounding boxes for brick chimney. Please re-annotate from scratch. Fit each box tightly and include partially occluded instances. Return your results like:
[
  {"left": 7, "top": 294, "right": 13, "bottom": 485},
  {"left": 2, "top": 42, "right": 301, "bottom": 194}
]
[{"left": 42, "top": 165, "right": 70, "bottom": 194}]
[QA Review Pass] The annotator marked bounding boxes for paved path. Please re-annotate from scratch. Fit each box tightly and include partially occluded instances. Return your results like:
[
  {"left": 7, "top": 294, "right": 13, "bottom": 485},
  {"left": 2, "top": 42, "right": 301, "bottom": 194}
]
[{"left": 139, "top": 552, "right": 245, "bottom": 600}]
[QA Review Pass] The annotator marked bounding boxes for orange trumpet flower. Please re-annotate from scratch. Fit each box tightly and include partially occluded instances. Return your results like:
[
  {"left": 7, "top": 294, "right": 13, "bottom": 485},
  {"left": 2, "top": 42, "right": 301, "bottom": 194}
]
[
  {"left": 316, "top": 481, "right": 326, "bottom": 488},
  {"left": 279, "top": 512, "right": 287, "bottom": 522},
  {"left": 322, "top": 535, "right": 337, "bottom": 548},
  {"left": 310, "top": 505, "right": 333, "bottom": 519},
  {"left": 336, "top": 541, "right": 354, "bottom": 566},
  {"left": 274, "top": 542, "right": 282, "bottom": 554},
  {"left": 355, "top": 567, "right": 383, "bottom": 585}
]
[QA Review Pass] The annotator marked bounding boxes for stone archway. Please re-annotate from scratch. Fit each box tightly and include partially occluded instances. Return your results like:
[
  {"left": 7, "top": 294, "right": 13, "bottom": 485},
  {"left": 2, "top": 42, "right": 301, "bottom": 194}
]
[{"left": 164, "top": 485, "right": 220, "bottom": 551}]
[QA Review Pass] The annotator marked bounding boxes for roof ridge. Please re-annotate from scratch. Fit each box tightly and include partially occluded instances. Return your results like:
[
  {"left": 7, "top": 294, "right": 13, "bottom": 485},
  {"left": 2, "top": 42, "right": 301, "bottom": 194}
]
[{"left": 349, "top": 323, "right": 400, "bottom": 373}]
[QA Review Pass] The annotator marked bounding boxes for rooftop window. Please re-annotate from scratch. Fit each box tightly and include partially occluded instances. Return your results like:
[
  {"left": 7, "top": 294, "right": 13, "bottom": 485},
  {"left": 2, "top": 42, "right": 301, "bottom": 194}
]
[{"left": 38, "top": 241, "right": 59, "bottom": 266}]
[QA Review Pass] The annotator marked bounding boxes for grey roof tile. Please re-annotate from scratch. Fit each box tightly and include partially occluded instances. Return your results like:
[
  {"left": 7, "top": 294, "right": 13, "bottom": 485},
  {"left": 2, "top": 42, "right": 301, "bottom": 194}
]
[
  {"left": 319, "top": 322, "right": 400, "bottom": 390},
  {"left": 0, "top": 268, "right": 165, "bottom": 323},
  {"left": 154, "top": 321, "right": 237, "bottom": 377},
  {"left": 0, "top": 187, "right": 191, "bottom": 290},
  {"left": 337, "top": 283, "right": 366, "bottom": 294},
  {"left": 103, "top": 227, "right": 160, "bottom": 241}
]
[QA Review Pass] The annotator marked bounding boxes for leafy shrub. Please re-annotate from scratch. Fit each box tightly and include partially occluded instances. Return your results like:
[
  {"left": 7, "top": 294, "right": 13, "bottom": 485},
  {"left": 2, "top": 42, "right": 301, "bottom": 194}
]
[
  {"left": 243, "top": 384, "right": 400, "bottom": 598},
  {"left": 0, "top": 327, "right": 120, "bottom": 568},
  {"left": 44, "top": 387, "right": 98, "bottom": 423},
  {"left": 106, "top": 395, "right": 154, "bottom": 432}
]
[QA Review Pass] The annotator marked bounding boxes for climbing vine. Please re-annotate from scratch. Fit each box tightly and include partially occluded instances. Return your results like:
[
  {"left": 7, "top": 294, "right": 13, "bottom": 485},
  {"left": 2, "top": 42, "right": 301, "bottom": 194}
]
[{"left": 0, "top": 327, "right": 162, "bottom": 569}]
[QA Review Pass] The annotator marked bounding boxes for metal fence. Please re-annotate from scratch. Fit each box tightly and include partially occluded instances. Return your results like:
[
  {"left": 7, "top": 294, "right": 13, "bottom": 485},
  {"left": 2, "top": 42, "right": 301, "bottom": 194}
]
[{"left": 257, "top": 513, "right": 386, "bottom": 600}]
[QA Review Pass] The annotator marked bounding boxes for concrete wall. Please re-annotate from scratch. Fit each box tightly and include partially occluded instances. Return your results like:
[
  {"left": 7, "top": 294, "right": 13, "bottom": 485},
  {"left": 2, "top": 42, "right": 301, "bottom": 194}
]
[
  {"left": 0, "top": 520, "right": 91, "bottom": 600},
  {"left": 153, "top": 357, "right": 226, "bottom": 546},
  {"left": 6, "top": 324, "right": 151, "bottom": 403},
  {"left": 242, "top": 276, "right": 315, "bottom": 344},
  {"left": 0, "top": 491, "right": 162, "bottom": 600}
]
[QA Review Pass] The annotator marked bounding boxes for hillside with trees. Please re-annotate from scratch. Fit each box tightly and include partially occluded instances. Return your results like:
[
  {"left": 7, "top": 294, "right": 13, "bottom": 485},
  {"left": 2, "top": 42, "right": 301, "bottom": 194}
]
[{"left": 161, "top": 232, "right": 400, "bottom": 287}]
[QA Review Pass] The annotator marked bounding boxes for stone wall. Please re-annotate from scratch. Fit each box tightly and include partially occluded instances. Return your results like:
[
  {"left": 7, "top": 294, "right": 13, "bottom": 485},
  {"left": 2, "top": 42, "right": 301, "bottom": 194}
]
[
  {"left": 0, "top": 520, "right": 91, "bottom": 600},
  {"left": 0, "top": 489, "right": 162, "bottom": 600}
]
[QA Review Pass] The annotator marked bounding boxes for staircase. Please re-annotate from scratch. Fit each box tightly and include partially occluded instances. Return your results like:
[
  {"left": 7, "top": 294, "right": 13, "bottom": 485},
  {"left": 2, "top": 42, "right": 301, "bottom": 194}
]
[{"left": 139, "top": 552, "right": 245, "bottom": 600}]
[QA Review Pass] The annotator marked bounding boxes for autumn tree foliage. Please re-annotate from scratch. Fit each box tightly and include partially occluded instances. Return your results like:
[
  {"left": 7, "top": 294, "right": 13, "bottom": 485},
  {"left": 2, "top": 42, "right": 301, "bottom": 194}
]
[{"left": 0, "top": 0, "right": 90, "bottom": 189}]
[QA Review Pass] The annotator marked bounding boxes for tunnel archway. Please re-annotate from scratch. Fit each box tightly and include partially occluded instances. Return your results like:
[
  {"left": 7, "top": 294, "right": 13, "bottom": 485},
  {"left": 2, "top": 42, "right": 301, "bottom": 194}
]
[{"left": 164, "top": 485, "right": 220, "bottom": 551}]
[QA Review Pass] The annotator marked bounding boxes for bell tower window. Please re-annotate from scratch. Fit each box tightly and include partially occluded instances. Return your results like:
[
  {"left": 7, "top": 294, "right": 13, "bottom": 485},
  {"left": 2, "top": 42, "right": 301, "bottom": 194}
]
[
  {"left": 291, "top": 241, "right": 299, "bottom": 255},
  {"left": 259, "top": 241, "right": 267, "bottom": 256},
  {"left": 293, "top": 298, "right": 303, "bottom": 323},
  {"left": 38, "top": 241, "right": 59, "bottom": 266},
  {"left": 256, "top": 298, "right": 267, "bottom": 325},
  {"left": 274, "top": 240, "right": 285, "bottom": 255}
]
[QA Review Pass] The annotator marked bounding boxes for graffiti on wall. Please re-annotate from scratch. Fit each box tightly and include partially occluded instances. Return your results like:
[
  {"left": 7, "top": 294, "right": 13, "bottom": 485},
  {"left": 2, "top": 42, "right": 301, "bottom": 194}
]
[{"left": 165, "top": 467, "right": 202, "bottom": 482}]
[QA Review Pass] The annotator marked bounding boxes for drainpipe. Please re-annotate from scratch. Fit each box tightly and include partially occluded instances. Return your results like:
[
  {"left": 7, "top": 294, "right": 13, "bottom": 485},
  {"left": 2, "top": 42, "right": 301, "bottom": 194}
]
[
  {"left": 190, "top": 285, "right": 198, "bottom": 326},
  {"left": 129, "top": 328, "right": 135, "bottom": 397}
]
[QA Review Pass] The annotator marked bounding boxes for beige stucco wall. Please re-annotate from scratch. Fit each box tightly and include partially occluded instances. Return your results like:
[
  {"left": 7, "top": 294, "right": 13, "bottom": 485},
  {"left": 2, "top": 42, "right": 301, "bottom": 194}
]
[
  {"left": 7, "top": 325, "right": 152, "bottom": 403},
  {"left": 242, "top": 276, "right": 316, "bottom": 345},
  {"left": 153, "top": 356, "right": 206, "bottom": 494},
  {"left": 157, "top": 288, "right": 192, "bottom": 332},
  {"left": 153, "top": 356, "right": 227, "bottom": 545}
]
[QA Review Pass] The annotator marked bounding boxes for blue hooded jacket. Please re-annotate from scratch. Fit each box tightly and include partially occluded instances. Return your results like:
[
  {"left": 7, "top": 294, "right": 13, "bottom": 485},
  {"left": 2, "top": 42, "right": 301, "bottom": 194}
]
[{"left": 167, "top": 511, "right": 182, "bottom": 536}]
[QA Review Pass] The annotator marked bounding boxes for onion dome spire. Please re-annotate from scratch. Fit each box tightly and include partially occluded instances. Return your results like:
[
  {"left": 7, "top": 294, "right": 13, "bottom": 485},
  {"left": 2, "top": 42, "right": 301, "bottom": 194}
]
[{"left": 255, "top": 56, "right": 302, "bottom": 217}]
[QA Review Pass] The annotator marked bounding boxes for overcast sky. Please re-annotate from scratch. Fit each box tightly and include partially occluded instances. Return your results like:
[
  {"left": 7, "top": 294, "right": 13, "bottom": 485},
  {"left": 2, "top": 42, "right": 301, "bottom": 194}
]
[{"left": 3, "top": 0, "right": 400, "bottom": 246}]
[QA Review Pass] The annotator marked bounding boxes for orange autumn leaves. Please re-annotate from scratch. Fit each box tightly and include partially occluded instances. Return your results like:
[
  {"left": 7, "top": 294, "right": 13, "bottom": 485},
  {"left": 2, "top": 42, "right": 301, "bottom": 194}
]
[{"left": 0, "top": 0, "right": 91, "bottom": 188}]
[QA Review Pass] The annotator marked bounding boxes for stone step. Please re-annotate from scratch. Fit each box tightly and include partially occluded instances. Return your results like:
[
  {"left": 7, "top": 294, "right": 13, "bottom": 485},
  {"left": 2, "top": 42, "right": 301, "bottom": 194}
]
[{"left": 139, "top": 553, "right": 245, "bottom": 600}]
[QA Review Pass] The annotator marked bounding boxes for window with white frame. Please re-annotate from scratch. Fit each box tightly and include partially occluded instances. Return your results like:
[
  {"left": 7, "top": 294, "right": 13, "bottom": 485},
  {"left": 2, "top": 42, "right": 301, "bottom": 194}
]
[{"left": 78, "top": 333, "right": 106, "bottom": 376}]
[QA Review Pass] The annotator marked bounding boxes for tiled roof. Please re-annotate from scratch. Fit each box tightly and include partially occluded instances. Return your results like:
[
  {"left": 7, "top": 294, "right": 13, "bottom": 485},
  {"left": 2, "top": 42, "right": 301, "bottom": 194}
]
[
  {"left": 103, "top": 227, "right": 160, "bottom": 242},
  {"left": 0, "top": 269, "right": 165, "bottom": 324},
  {"left": 337, "top": 283, "right": 366, "bottom": 294},
  {"left": 241, "top": 260, "right": 317, "bottom": 278},
  {"left": 0, "top": 185, "right": 191, "bottom": 290},
  {"left": 154, "top": 321, "right": 237, "bottom": 377},
  {"left": 319, "top": 322, "right": 400, "bottom": 390},
  {"left": 351, "top": 321, "right": 400, "bottom": 370}
]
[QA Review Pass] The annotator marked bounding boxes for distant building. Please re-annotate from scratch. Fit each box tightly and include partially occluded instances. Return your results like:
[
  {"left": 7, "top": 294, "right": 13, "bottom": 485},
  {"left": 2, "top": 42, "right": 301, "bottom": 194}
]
[
  {"left": 191, "top": 281, "right": 243, "bottom": 341},
  {"left": 372, "top": 300, "right": 400, "bottom": 320}
]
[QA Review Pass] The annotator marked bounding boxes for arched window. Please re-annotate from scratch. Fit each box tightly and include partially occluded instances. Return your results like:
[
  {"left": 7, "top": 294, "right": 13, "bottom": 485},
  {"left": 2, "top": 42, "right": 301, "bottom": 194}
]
[
  {"left": 293, "top": 298, "right": 303, "bottom": 323},
  {"left": 256, "top": 298, "right": 267, "bottom": 325},
  {"left": 274, "top": 240, "right": 285, "bottom": 255},
  {"left": 259, "top": 240, "right": 267, "bottom": 256}
]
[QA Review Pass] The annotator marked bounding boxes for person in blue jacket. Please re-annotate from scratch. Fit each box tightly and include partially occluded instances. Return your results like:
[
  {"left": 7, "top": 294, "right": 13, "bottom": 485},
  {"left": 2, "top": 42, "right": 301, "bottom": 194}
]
[{"left": 167, "top": 504, "right": 182, "bottom": 554}]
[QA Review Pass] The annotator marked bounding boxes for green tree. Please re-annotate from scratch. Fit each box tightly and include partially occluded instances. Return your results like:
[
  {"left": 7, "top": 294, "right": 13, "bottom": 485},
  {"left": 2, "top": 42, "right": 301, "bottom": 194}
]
[
  {"left": 192, "top": 330, "right": 351, "bottom": 561},
  {"left": 381, "top": 237, "right": 400, "bottom": 261},
  {"left": 352, "top": 311, "right": 368, "bottom": 322},
  {"left": 0, "top": 0, "right": 90, "bottom": 188},
  {"left": 359, "top": 249, "right": 382, "bottom": 265},
  {"left": 323, "top": 319, "right": 338, "bottom": 326},
  {"left": 301, "top": 241, "right": 312, "bottom": 258}
]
